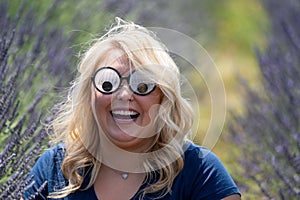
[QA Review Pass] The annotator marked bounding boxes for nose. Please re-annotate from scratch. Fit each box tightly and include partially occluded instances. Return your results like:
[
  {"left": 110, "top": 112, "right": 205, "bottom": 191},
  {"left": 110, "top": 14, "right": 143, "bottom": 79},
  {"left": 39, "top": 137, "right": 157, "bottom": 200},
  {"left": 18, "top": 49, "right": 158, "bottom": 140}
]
[{"left": 115, "top": 81, "right": 134, "bottom": 101}]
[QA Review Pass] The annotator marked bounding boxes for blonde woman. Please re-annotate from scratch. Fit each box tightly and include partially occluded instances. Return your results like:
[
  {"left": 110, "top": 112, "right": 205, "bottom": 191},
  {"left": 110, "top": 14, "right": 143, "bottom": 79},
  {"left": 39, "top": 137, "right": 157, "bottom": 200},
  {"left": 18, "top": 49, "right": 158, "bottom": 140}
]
[{"left": 22, "top": 18, "right": 241, "bottom": 200}]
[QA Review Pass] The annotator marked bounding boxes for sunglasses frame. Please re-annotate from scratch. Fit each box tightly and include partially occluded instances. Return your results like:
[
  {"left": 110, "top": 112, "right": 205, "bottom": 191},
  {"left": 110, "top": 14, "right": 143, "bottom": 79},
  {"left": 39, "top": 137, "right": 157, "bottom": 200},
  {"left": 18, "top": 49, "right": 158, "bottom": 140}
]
[{"left": 91, "top": 66, "right": 156, "bottom": 96}]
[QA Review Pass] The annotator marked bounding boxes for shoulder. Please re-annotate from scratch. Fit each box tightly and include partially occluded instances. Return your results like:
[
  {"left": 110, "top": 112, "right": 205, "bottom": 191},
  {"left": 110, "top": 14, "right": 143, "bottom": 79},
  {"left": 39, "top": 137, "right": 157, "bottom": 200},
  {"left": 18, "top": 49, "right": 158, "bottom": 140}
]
[
  {"left": 182, "top": 141, "right": 232, "bottom": 182},
  {"left": 183, "top": 140, "right": 221, "bottom": 168},
  {"left": 45, "top": 143, "right": 66, "bottom": 157},
  {"left": 33, "top": 143, "right": 66, "bottom": 169},
  {"left": 175, "top": 140, "right": 241, "bottom": 199},
  {"left": 45, "top": 143, "right": 66, "bottom": 162},
  {"left": 30, "top": 143, "right": 65, "bottom": 170},
  {"left": 22, "top": 143, "right": 67, "bottom": 199},
  {"left": 181, "top": 141, "right": 225, "bottom": 184},
  {"left": 32, "top": 143, "right": 66, "bottom": 180}
]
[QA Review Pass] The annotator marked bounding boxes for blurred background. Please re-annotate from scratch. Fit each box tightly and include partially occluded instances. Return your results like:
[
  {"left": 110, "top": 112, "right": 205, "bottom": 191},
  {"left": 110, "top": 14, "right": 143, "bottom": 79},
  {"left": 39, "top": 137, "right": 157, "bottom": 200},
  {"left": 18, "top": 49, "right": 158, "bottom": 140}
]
[{"left": 1, "top": 0, "right": 299, "bottom": 199}]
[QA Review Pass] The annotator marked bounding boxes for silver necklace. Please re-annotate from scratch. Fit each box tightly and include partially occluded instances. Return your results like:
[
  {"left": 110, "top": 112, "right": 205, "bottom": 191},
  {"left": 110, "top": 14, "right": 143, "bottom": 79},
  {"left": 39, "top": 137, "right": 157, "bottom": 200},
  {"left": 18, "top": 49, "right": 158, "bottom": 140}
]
[
  {"left": 111, "top": 169, "right": 129, "bottom": 180},
  {"left": 121, "top": 173, "right": 129, "bottom": 179}
]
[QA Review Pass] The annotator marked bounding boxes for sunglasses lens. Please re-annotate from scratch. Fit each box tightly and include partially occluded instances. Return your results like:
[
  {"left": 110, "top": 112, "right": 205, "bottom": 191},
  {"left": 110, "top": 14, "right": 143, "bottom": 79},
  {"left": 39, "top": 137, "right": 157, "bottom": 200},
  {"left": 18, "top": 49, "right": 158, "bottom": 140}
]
[
  {"left": 130, "top": 72, "right": 156, "bottom": 95},
  {"left": 93, "top": 68, "right": 120, "bottom": 94}
]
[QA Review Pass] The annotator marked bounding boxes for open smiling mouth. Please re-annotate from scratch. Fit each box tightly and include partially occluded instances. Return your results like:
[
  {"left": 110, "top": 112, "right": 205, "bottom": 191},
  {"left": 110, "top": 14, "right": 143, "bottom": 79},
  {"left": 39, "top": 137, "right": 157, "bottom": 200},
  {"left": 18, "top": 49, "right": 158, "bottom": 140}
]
[{"left": 110, "top": 110, "right": 140, "bottom": 122}]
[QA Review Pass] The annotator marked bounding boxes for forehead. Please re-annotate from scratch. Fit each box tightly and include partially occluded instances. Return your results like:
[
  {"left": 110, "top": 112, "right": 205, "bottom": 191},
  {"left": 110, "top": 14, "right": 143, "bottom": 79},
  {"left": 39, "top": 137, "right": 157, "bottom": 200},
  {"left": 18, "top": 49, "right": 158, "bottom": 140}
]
[
  {"left": 99, "top": 50, "right": 133, "bottom": 75},
  {"left": 109, "top": 59, "right": 131, "bottom": 75}
]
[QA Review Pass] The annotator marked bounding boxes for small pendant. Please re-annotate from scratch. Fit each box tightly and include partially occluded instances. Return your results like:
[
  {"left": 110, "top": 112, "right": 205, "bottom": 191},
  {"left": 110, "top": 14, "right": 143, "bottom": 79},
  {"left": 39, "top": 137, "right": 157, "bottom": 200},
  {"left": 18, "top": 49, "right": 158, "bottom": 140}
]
[{"left": 121, "top": 173, "right": 128, "bottom": 179}]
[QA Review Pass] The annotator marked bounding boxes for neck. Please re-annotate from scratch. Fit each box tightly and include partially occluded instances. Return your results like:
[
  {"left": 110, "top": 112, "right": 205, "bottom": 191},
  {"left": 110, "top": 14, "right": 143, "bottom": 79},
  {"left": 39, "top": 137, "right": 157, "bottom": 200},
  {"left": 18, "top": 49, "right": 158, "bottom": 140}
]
[
  {"left": 122, "top": 136, "right": 157, "bottom": 153},
  {"left": 111, "top": 168, "right": 129, "bottom": 179},
  {"left": 102, "top": 164, "right": 130, "bottom": 178}
]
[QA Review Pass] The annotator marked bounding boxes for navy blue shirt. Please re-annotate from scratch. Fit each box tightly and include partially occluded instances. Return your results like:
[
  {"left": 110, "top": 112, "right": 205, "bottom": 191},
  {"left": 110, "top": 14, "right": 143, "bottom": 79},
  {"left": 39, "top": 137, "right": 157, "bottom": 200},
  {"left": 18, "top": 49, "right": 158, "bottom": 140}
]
[{"left": 22, "top": 142, "right": 240, "bottom": 199}]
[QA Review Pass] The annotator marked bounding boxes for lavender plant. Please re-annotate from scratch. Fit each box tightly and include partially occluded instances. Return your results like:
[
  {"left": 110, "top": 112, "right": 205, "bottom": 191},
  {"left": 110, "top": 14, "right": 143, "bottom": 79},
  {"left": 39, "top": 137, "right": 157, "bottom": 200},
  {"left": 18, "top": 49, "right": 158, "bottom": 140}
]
[
  {"left": 229, "top": 0, "right": 300, "bottom": 199},
  {"left": 0, "top": 1, "right": 75, "bottom": 199}
]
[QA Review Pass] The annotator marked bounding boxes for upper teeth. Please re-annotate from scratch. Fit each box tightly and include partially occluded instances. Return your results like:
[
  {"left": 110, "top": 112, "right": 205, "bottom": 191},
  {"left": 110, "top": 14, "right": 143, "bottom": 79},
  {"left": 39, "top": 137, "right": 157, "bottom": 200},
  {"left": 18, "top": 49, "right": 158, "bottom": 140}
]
[{"left": 112, "top": 110, "right": 138, "bottom": 116}]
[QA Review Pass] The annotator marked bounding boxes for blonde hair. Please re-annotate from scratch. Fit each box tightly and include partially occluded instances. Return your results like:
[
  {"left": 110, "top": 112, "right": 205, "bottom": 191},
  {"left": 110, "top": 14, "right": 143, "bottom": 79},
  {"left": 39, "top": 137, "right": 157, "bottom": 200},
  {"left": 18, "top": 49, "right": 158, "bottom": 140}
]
[{"left": 49, "top": 18, "right": 194, "bottom": 199}]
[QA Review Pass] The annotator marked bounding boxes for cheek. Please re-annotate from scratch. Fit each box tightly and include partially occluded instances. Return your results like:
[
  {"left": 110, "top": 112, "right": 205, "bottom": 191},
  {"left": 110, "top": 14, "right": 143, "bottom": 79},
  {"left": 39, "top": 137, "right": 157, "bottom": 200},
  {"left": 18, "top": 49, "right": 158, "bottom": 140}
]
[
  {"left": 140, "top": 93, "right": 162, "bottom": 116},
  {"left": 93, "top": 93, "right": 113, "bottom": 131},
  {"left": 94, "top": 92, "right": 111, "bottom": 112}
]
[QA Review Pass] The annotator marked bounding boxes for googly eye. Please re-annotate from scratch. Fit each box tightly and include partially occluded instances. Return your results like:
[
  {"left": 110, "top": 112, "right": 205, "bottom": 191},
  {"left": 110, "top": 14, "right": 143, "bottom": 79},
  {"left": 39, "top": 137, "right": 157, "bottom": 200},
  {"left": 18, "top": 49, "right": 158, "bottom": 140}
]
[
  {"left": 92, "top": 67, "right": 121, "bottom": 94},
  {"left": 137, "top": 83, "right": 148, "bottom": 94},
  {"left": 102, "top": 81, "right": 113, "bottom": 92},
  {"left": 130, "top": 72, "right": 156, "bottom": 95}
]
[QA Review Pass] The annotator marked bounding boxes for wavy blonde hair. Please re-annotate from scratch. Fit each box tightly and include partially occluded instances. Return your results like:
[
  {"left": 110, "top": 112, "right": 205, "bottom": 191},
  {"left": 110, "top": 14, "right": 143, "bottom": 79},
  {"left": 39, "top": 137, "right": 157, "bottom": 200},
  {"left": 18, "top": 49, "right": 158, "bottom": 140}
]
[{"left": 49, "top": 18, "right": 194, "bottom": 199}]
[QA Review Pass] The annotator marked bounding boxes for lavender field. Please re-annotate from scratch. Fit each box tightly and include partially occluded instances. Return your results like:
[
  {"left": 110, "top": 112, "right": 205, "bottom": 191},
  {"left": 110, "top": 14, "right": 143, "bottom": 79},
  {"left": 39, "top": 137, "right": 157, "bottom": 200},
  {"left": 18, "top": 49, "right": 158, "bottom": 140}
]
[
  {"left": 228, "top": 0, "right": 300, "bottom": 199},
  {"left": 0, "top": 0, "right": 299, "bottom": 199}
]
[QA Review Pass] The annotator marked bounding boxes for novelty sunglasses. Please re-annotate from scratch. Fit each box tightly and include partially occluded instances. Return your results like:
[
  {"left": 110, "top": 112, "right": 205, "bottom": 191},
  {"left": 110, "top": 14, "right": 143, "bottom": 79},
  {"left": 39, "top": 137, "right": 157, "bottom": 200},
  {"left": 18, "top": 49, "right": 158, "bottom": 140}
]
[{"left": 92, "top": 66, "right": 156, "bottom": 96}]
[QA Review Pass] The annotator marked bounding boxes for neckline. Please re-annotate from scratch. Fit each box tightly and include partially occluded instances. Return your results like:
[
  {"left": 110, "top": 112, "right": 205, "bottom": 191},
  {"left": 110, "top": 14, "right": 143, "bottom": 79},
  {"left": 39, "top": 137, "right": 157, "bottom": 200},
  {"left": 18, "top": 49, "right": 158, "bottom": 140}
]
[{"left": 91, "top": 177, "right": 148, "bottom": 200}]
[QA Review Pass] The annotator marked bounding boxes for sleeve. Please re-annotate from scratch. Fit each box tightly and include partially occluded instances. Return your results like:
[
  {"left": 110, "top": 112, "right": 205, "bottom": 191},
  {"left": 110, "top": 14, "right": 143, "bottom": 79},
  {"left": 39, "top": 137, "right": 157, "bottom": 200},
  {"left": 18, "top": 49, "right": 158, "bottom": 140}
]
[
  {"left": 187, "top": 146, "right": 241, "bottom": 200},
  {"left": 22, "top": 147, "right": 56, "bottom": 200}
]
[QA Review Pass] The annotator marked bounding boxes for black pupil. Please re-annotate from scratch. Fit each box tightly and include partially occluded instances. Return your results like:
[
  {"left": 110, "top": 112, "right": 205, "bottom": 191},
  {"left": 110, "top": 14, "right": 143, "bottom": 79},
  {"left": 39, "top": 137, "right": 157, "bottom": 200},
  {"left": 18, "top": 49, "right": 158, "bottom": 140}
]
[
  {"left": 137, "top": 83, "right": 148, "bottom": 93},
  {"left": 102, "top": 81, "right": 113, "bottom": 92}
]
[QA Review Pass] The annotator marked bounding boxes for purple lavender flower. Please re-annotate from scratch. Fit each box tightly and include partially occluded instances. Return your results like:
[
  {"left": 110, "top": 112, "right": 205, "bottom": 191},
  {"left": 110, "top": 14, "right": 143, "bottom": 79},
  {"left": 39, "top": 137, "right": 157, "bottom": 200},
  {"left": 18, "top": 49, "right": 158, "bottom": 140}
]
[
  {"left": 229, "top": 0, "right": 300, "bottom": 199},
  {"left": 0, "top": 0, "right": 75, "bottom": 198}
]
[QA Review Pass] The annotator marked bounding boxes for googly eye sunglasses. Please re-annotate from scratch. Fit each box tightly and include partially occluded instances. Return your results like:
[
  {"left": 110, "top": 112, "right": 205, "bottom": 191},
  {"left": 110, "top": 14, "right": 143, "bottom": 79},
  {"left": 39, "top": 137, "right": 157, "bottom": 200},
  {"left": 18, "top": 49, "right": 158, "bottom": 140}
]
[{"left": 91, "top": 66, "right": 156, "bottom": 96}]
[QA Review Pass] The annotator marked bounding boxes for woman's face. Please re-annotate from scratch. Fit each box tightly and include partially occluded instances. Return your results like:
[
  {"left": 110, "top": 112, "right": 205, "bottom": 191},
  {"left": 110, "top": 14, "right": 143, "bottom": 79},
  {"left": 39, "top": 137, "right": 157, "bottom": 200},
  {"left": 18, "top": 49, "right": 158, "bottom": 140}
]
[{"left": 93, "top": 59, "right": 163, "bottom": 152}]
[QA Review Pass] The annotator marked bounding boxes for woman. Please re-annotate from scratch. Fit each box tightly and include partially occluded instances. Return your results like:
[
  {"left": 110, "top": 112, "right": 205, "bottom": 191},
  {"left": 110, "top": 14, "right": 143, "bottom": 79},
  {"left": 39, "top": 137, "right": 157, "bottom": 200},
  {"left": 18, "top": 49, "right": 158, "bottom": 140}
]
[{"left": 22, "top": 18, "right": 241, "bottom": 200}]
